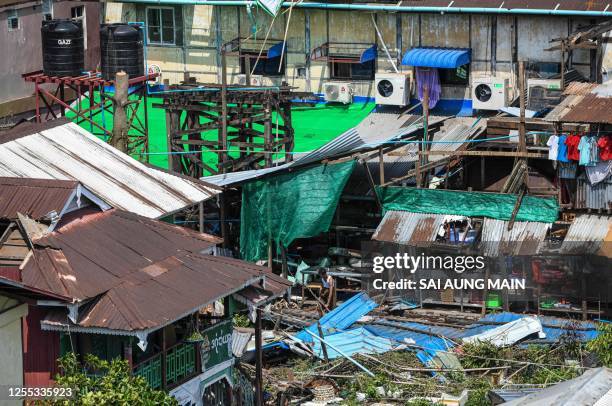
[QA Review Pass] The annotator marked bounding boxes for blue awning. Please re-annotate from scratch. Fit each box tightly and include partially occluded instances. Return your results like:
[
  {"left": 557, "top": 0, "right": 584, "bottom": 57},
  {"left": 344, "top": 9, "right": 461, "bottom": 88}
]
[
  {"left": 401, "top": 47, "right": 471, "bottom": 69},
  {"left": 267, "top": 41, "right": 285, "bottom": 58},
  {"left": 360, "top": 45, "right": 377, "bottom": 64}
]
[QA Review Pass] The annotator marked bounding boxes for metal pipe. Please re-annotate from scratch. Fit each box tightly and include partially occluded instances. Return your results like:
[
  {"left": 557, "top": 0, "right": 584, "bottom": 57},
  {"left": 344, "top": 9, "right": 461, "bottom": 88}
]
[{"left": 113, "top": 0, "right": 612, "bottom": 17}]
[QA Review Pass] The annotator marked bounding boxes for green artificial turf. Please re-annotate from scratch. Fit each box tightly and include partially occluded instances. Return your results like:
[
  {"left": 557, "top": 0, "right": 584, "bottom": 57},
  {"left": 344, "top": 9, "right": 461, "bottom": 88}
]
[{"left": 68, "top": 93, "right": 374, "bottom": 174}]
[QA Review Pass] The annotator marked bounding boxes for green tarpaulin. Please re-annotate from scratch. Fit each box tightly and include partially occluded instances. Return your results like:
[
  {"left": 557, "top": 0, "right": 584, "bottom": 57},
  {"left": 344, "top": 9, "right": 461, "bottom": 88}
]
[
  {"left": 376, "top": 187, "right": 559, "bottom": 223},
  {"left": 240, "top": 161, "right": 356, "bottom": 262}
]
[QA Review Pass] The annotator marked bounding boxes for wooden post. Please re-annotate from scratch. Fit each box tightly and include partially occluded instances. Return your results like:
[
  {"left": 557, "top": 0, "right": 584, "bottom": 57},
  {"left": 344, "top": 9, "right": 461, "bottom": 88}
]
[
  {"left": 316, "top": 322, "right": 329, "bottom": 363},
  {"left": 255, "top": 308, "right": 264, "bottom": 406},
  {"left": 111, "top": 71, "right": 129, "bottom": 153},
  {"left": 264, "top": 100, "right": 273, "bottom": 168},
  {"left": 124, "top": 344, "right": 133, "bottom": 370},
  {"left": 245, "top": 54, "right": 251, "bottom": 86},
  {"left": 220, "top": 52, "right": 228, "bottom": 173},
  {"left": 379, "top": 146, "right": 385, "bottom": 184},
  {"left": 518, "top": 61, "right": 527, "bottom": 155},
  {"left": 161, "top": 327, "right": 167, "bottom": 389},
  {"left": 417, "top": 84, "right": 430, "bottom": 188},
  {"left": 560, "top": 41, "right": 566, "bottom": 90},
  {"left": 198, "top": 201, "right": 204, "bottom": 233},
  {"left": 280, "top": 243, "right": 288, "bottom": 279},
  {"left": 581, "top": 270, "right": 588, "bottom": 321},
  {"left": 481, "top": 266, "right": 490, "bottom": 316}
]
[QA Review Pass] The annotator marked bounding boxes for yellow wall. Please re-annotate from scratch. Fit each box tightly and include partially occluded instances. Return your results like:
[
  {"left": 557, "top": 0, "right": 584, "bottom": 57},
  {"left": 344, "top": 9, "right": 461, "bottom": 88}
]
[
  {"left": 0, "top": 295, "right": 27, "bottom": 406},
  {"left": 104, "top": 3, "right": 606, "bottom": 99}
]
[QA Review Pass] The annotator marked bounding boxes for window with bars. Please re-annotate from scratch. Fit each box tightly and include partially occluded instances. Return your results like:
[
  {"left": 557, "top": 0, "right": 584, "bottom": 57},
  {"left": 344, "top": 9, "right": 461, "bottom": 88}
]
[{"left": 146, "top": 7, "right": 175, "bottom": 45}]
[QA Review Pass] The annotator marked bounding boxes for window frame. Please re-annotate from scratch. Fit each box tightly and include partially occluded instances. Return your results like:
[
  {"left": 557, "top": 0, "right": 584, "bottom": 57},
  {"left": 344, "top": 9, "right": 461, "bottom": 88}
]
[
  {"left": 439, "top": 64, "right": 470, "bottom": 86},
  {"left": 146, "top": 6, "right": 176, "bottom": 46},
  {"left": 329, "top": 58, "right": 376, "bottom": 81},
  {"left": 239, "top": 51, "right": 286, "bottom": 77},
  {"left": 7, "top": 10, "right": 19, "bottom": 31}
]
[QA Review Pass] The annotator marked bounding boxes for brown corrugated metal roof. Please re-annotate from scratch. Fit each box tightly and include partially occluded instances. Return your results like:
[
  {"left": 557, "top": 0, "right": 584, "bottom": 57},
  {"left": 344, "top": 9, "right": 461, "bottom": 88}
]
[
  {"left": 397, "top": 0, "right": 610, "bottom": 11},
  {"left": 39, "top": 253, "right": 291, "bottom": 333},
  {"left": 563, "top": 82, "right": 599, "bottom": 96},
  {"left": 0, "top": 177, "right": 78, "bottom": 220},
  {"left": 372, "top": 211, "right": 446, "bottom": 246},
  {"left": 559, "top": 93, "right": 612, "bottom": 124},
  {"left": 21, "top": 209, "right": 222, "bottom": 300}
]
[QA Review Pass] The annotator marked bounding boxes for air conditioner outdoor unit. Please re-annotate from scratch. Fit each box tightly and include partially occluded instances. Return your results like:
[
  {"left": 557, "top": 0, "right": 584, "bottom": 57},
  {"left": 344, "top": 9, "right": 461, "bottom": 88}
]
[
  {"left": 324, "top": 82, "right": 353, "bottom": 104},
  {"left": 472, "top": 77, "right": 509, "bottom": 110},
  {"left": 375, "top": 73, "right": 411, "bottom": 106},
  {"left": 527, "top": 78, "right": 563, "bottom": 111},
  {"left": 236, "top": 74, "right": 264, "bottom": 86}
]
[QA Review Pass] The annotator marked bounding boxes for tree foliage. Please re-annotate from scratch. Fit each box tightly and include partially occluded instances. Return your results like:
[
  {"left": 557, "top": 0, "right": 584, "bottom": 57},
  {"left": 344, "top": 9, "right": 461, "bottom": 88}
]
[{"left": 51, "top": 353, "right": 177, "bottom": 405}]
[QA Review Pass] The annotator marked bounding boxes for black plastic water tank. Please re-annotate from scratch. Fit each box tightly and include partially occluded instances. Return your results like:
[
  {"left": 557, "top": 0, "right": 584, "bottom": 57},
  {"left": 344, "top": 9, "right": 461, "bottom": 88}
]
[
  {"left": 41, "top": 19, "right": 84, "bottom": 77},
  {"left": 100, "top": 24, "right": 144, "bottom": 80}
]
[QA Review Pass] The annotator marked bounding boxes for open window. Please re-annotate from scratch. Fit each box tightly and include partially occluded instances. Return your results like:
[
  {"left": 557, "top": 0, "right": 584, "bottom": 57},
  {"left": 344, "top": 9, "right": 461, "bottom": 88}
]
[
  {"left": 311, "top": 42, "right": 377, "bottom": 81},
  {"left": 439, "top": 64, "right": 470, "bottom": 86},
  {"left": 224, "top": 37, "right": 286, "bottom": 77}
]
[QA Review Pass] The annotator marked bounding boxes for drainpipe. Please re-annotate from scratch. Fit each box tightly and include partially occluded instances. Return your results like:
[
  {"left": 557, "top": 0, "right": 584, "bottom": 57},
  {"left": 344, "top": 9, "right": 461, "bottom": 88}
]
[{"left": 112, "top": 0, "right": 612, "bottom": 17}]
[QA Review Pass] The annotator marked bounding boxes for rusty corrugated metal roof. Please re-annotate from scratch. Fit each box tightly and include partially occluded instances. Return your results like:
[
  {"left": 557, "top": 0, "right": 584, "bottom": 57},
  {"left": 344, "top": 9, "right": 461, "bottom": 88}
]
[
  {"left": 372, "top": 211, "right": 445, "bottom": 246},
  {"left": 39, "top": 253, "right": 290, "bottom": 333},
  {"left": 21, "top": 209, "right": 222, "bottom": 300},
  {"left": 480, "top": 218, "right": 551, "bottom": 256},
  {"left": 0, "top": 177, "right": 78, "bottom": 220},
  {"left": 560, "top": 214, "right": 612, "bottom": 254},
  {"left": 0, "top": 121, "right": 219, "bottom": 219},
  {"left": 545, "top": 83, "right": 612, "bottom": 124},
  {"left": 563, "top": 82, "right": 599, "bottom": 96}
]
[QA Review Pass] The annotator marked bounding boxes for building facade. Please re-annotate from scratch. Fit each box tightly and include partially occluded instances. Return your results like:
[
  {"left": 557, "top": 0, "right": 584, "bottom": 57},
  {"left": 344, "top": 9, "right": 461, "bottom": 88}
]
[{"left": 105, "top": 2, "right": 611, "bottom": 111}]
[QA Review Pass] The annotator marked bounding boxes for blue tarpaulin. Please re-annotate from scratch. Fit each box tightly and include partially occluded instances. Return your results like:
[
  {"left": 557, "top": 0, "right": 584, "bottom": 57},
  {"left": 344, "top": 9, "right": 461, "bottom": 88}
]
[
  {"left": 267, "top": 41, "right": 286, "bottom": 58},
  {"left": 311, "top": 327, "right": 397, "bottom": 359},
  {"left": 293, "top": 292, "right": 377, "bottom": 343},
  {"left": 360, "top": 45, "right": 377, "bottom": 63},
  {"left": 402, "top": 47, "right": 471, "bottom": 68}
]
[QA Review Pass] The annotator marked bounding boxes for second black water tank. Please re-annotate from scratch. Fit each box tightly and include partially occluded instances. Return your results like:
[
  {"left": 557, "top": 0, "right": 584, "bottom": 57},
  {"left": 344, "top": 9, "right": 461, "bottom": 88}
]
[
  {"left": 100, "top": 24, "right": 144, "bottom": 80},
  {"left": 41, "top": 19, "right": 84, "bottom": 77}
]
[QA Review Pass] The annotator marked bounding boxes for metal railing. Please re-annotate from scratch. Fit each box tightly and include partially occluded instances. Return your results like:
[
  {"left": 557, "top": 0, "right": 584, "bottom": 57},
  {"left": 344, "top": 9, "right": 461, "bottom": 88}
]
[{"left": 133, "top": 342, "right": 198, "bottom": 390}]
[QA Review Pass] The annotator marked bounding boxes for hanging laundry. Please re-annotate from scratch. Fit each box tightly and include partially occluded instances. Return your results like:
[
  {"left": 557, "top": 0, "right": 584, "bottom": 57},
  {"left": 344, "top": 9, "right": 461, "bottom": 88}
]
[
  {"left": 415, "top": 67, "right": 441, "bottom": 109},
  {"left": 565, "top": 133, "right": 581, "bottom": 161},
  {"left": 597, "top": 135, "right": 612, "bottom": 161},
  {"left": 546, "top": 134, "right": 559, "bottom": 160},
  {"left": 557, "top": 134, "right": 569, "bottom": 163},
  {"left": 578, "top": 136, "right": 593, "bottom": 166},
  {"left": 586, "top": 161, "right": 612, "bottom": 185},
  {"left": 589, "top": 136, "right": 600, "bottom": 165}
]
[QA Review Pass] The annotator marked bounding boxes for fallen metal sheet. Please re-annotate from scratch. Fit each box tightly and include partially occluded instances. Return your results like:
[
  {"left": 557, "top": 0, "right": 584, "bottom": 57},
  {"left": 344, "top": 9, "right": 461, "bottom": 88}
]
[
  {"left": 480, "top": 218, "right": 552, "bottom": 256},
  {"left": 311, "top": 327, "right": 399, "bottom": 360},
  {"left": 363, "top": 323, "right": 455, "bottom": 367},
  {"left": 0, "top": 122, "right": 218, "bottom": 219},
  {"left": 293, "top": 292, "right": 378, "bottom": 343},
  {"left": 502, "top": 367, "right": 612, "bottom": 406},
  {"left": 462, "top": 316, "right": 546, "bottom": 347},
  {"left": 560, "top": 214, "right": 612, "bottom": 254},
  {"left": 460, "top": 312, "right": 600, "bottom": 345}
]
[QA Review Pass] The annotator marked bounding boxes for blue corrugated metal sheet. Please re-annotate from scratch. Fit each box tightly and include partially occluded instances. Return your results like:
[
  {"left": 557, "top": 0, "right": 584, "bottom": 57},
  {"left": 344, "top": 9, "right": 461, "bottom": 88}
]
[
  {"left": 294, "top": 292, "right": 378, "bottom": 343},
  {"left": 311, "top": 327, "right": 396, "bottom": 359},
  {"left": 402, "top": 47, "right": 471, "bottom": 68},
  {"left": 364, "top": 324, "right": 455, "bottom": 367},
  {"left": 460, "top": 312, "right": 600, "bottom": 345}
]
